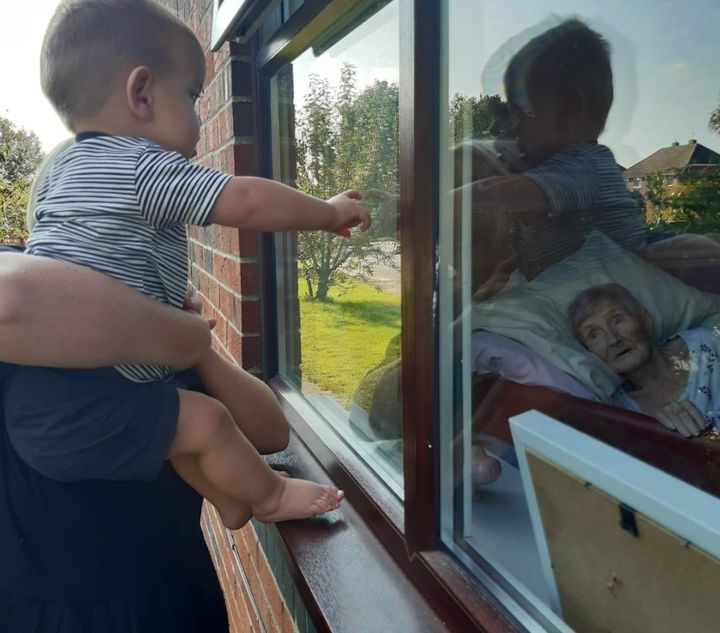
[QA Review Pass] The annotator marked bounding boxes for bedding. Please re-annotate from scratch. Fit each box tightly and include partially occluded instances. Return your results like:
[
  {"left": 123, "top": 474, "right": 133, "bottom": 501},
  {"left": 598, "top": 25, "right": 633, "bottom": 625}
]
[{"left": 471, "top": 231, "right": 719, "bottom": 399}]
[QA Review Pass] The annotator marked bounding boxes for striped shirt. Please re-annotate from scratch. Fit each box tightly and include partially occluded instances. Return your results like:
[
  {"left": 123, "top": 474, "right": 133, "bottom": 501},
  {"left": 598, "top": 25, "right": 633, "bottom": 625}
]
[
  {"left": 27, "top": 133, "right": 231, "bottom": 382},
  {"left": 519, "top": 143, "right": 646, "bottom": 277}
]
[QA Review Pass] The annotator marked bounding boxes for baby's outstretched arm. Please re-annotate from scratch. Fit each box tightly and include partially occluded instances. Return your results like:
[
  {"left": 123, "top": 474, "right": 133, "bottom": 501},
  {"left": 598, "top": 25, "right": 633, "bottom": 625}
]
[
  {"left": 209, "top": 178, "right": 371, "bottom": 236},
  {"left": 468, "top": 174, "right": 550, "bottom": 220}
]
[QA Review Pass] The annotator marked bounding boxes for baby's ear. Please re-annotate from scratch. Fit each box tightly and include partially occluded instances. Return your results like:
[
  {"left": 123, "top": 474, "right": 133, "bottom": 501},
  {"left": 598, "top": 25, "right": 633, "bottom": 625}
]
[{"left": 126, "top": 66, "right": 153, "bottom": 121}]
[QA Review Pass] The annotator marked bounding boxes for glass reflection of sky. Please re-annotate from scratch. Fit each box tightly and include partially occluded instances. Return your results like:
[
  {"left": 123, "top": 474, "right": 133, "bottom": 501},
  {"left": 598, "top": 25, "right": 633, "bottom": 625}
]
[
  {"left": 448, "top": 0, "right": 720, "bottom": 168},
  {"left": 288, "top": 0, "right": 720, "bottom": 169}
]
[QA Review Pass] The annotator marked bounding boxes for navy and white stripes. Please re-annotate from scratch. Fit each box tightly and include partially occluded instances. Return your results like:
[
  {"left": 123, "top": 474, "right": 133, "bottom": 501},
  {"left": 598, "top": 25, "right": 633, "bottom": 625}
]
[{"left": 27, "top": 135, "right": 231, "bottom": 382}]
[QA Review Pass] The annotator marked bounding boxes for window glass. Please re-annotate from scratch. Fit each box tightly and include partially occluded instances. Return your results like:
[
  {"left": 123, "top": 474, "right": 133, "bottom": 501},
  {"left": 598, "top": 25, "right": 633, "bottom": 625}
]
[
  {"left": 256, "top": 1, "right": 306, "bottom": 46},
  {"left": 440, "top": 1, "right": 720, "bottom": 629},
  {"left": 270, "top": 1, "right": 402, "bottom": 492}
]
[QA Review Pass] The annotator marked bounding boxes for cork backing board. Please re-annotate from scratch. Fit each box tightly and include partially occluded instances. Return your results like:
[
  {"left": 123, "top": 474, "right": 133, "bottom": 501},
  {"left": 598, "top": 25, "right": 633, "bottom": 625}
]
[{"left": 527, "top": 451, "right": 720, "bottom": 633}]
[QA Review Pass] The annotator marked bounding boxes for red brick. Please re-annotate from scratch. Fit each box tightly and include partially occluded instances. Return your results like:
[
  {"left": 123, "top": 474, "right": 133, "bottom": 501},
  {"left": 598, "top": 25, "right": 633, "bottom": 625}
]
[
  {"left": 240, "top": 262, "right": 259, "bottom": 296},
  {"left": 238, "top": 299, "right": 261, "bottom": 333},
  {"left": 257, "top": 549, "right": 284, "bottom": 630},
  {"left": 238, "top": 231, "right": 258, "bottom": 257},
  {"left": 212, "top": 315, "right": 227, "bottom": 349},
  {"left": 198, "top": 270, "right": 209, "bottom": 297},
  {"left": 234, "top": 143, "right": 256, "bottom": 175},
  {"left": 240, "top": 335, "right": 262, "bottom": 369},
  {"left": 226, "top": 325, "right": 242, "bottom": 363},
  {"left": 219, "top": 286, "right": 236, "bottom": 322},
  {"left": 209, "top": 278, "right": 220, "bottom": 309},
  {"left": 213, "top": 253, "right": 241, "bottom": 288}
]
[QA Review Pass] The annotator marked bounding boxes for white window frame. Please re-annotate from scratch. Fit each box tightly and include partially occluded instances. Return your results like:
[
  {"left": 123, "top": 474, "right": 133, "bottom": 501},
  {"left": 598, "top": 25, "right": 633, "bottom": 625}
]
[{"left": 211, "top": 0, "right": 276, "bottom": 50}]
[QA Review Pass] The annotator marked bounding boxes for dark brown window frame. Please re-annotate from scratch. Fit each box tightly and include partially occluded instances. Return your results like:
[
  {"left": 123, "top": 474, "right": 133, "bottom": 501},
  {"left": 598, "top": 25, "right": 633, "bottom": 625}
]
[{"left": 252, "top": 1, "right": 524, "bottom": 631}]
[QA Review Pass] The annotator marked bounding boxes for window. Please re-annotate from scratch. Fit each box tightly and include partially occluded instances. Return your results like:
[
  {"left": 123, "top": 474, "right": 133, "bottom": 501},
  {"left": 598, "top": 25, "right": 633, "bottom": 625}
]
[
  {"left": 269, "top": 0, "right": 402, "bottom": 493},
  {"left": 252, "top": 0, "right": 720, "bottom": 630},
  {"left": 441, "top": 1, "right": 720, "bottom": 630},
  {"left": 211, "top": 0, "right": 279, "bottom": 50}
]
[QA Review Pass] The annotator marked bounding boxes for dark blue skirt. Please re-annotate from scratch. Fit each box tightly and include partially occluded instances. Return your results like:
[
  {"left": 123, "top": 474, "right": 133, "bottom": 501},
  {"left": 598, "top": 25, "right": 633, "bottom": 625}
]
[{"left": 0, "top": 366, "right": 228, "bottom": 633}]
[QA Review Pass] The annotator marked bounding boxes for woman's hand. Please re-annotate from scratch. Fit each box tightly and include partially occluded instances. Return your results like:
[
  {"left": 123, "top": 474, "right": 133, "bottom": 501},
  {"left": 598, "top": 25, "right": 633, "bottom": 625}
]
[{"left": 654, "top": 400, "right": 707, "bottom": 438}]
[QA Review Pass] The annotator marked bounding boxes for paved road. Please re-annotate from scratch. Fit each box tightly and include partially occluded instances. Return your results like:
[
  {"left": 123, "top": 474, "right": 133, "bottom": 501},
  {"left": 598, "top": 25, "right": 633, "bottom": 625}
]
[{"left": 367, "top": 241, "right": 400, "bottom": 296}]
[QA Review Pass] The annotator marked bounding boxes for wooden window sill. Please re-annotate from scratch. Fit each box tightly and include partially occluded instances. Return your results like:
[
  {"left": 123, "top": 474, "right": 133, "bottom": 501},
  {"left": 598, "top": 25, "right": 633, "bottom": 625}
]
[{"left": 263, "top": 380, "right": 521, "bottom": 633}]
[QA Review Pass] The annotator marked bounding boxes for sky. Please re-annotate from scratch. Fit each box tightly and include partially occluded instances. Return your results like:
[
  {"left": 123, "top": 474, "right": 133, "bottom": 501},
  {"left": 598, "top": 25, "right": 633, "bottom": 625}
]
[
  {"left": 1, "top": 0, "right": 68, "bottom": 151},
  {"left": 3, "top": 0, "right": 720, "bottom": 168}
]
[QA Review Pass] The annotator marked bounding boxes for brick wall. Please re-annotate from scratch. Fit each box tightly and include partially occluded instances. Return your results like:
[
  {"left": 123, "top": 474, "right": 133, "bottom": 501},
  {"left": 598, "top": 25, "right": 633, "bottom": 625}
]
[{"left": 159, "top": 1, "right": 304, "bottom": 631}]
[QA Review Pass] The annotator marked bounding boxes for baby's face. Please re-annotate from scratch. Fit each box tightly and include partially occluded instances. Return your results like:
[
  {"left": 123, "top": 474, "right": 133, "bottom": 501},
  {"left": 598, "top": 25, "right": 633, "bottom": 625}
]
[
  {"left": 147, "top": 37, "right": 205, "bottom": 158},
  {"left": 578, "top": 299, "right": 652, "bottom": 374},
  {"left": 508, "top": 96, "right": 562, "bottom": 164}
]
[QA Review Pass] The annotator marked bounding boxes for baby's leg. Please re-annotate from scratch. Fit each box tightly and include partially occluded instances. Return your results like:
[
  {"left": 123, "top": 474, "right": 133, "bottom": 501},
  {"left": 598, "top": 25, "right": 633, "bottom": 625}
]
[
  {"left": 194, "top": 349, "right": 289, "bottom": 454},
  {"left": 169, "top": 390, "right": 343, "bottom": 528},
  {"left": 171, "top": 454, "right": 252, "bottom": 528}
]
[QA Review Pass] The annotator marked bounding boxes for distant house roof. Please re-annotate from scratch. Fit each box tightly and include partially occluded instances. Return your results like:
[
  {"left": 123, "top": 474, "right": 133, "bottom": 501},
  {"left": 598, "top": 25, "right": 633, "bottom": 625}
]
[{"left": 623, "top": 140, "right": 720, "bottom": 178}]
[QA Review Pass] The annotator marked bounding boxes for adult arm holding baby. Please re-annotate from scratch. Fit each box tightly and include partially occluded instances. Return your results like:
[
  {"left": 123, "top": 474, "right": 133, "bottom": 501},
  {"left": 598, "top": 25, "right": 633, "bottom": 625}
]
[{"left": 0, "top": 250, "right": 211, "bottom": 369}]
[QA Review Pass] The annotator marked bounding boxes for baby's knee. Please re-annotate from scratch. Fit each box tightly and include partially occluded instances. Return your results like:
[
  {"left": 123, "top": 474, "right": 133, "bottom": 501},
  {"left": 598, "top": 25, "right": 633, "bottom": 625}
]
[
  {"left": 196, "top": 397, "right": 235, "bottom": 437},
  {"left": 176, "top": 393, "right": 236, "bottom": 451}
]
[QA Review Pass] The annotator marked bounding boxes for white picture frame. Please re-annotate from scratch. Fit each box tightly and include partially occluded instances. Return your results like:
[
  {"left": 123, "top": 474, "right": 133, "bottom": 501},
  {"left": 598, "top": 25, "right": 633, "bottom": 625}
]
[{"left": 509, "top": 409, "right": 720, "bottom": 617}]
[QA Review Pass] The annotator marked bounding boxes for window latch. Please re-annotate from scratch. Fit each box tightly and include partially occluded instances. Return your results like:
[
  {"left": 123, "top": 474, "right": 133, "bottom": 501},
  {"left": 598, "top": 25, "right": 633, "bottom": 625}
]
[{"left": 619, "top": 503, "right": 638, "bottom": 537}]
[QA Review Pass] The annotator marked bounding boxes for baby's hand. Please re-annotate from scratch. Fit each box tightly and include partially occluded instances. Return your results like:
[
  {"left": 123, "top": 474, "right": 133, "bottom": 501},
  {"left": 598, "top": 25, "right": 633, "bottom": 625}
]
[
  {"left": 327, "top": 190, "right": 371, "bottom": 237},
  {"left": 655, "top": 400, "right": 706, "bottom": 438}
]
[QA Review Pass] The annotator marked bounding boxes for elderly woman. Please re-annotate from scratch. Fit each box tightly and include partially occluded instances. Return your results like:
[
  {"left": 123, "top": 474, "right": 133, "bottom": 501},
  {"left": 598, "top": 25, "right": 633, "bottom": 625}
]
[{"left": 568, "top": 282, "right": 719, "bottom": 438}]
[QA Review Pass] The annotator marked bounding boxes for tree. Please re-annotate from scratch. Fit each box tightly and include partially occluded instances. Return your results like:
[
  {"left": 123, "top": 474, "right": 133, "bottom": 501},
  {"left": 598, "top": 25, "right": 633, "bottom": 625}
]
[
  {"left": 449, "top": 93, "right": 512, "bottom": 144},
  {"left": 0, "top": 116, "right": 43, "bottom": 182},
  {"left": 294, "top": 64, "right": 399, "bottom": 301},
  {"left": 710, "top": 100, "right": 720, "bottom": 135},
  {"left": 0, "top": 177, "right": 30, "bottom": 244},
  {"left": 0, "top": 116, "right": 43, "bottom": 244},
  {"left": 642, "top": 169, "right": 720, "bottom": 234},
  {"left": 664, "top": 172, "right": 720, "bottom": 234}
]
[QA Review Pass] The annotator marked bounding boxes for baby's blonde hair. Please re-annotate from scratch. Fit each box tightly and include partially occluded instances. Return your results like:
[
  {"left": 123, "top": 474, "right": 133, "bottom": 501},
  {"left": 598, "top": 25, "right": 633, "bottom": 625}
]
[
  {"left": 26, "top": 139, "right": 74, "bottom": 232},
  {"left": 41, "top": 0, "right": 200, "bottom": 128}
]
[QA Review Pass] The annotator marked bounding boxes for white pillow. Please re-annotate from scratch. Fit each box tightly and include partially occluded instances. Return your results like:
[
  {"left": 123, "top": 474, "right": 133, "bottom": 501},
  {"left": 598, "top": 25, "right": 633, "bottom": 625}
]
[{"left": 471, "top": 231, "right": 719, "bottom": 399}]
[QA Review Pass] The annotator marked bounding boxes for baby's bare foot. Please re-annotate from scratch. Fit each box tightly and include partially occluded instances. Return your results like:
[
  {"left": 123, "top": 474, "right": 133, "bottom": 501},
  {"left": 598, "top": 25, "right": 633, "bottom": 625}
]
[
  {"left": 253, "top": 477, "right": 344, "bottom": 523},
  {"left": 472, "top": 445, "right": 501, "bottom": 486}
]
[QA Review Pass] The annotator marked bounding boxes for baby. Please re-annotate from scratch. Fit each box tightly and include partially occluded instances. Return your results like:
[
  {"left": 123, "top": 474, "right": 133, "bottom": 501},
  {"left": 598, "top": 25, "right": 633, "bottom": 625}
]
[
  {"left": 467, "top": 19, "right": 645, "bottom": 281},
  {"left": 3, "top": 0, "right": 373, "bottom": 528},
  {"left": 569, "top": 283, "right": 718, "bottom": 438}
]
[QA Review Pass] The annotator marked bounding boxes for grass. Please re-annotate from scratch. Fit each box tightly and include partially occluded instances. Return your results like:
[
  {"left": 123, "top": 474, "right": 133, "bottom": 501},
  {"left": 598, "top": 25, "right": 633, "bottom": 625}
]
[{"left": 299, "top": 279, "right": 401, "bottom": 405}]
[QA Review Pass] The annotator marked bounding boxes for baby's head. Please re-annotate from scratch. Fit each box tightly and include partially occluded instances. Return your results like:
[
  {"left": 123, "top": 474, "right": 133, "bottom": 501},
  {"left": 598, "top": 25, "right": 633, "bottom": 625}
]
[
  {"left": 41, "top": 0, "right": 205, "bottom": 157},
  {"left": 568, "top": 283, "right": 653, "bottom": 374},
  {"left": 504, "top": 19, "right": 613, "bottom": 162}
]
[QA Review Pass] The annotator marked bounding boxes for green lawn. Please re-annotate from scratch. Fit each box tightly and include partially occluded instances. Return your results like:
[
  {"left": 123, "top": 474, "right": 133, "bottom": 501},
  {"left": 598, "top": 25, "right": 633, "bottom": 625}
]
[{"left": 299, "top": 279, "right": 401, "bottom": 405}]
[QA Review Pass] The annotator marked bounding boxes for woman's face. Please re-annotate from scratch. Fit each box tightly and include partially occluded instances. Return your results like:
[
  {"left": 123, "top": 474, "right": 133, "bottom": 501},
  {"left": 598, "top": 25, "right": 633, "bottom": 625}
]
[{"left": 578, "top": 299, "right": 652, "bottom": 374}]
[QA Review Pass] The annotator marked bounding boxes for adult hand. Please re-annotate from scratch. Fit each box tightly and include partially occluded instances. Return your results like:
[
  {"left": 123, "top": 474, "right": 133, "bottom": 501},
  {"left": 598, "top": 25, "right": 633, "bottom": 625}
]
[
  {"left": 182, "top": 288, "right": 216, "bottom": 330},
  {"left": 655, "top": 400, "right": 706, "bottom": 438},
  {"left": 327, "top": 190, "right": 371, "bottom": 237}
]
